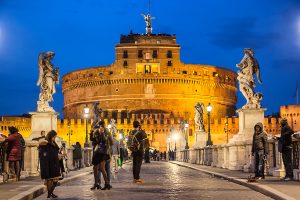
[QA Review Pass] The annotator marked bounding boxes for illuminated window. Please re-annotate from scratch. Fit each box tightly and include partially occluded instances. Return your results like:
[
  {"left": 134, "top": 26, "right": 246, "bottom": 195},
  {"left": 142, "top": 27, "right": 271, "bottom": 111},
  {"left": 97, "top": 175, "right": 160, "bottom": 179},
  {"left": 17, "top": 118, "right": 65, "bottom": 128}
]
[
  {"left": 145, "top": 65, "right": 151, "bottom": 73},
  {"left": 145, "top": 52, "right": 151, "bottom": 59}
]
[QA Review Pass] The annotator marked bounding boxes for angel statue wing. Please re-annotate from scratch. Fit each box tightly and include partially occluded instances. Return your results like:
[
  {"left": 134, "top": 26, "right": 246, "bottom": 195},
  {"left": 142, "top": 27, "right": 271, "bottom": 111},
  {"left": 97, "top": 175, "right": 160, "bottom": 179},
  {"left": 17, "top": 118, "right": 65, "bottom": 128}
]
[
  {"left": 254, "top": 58, "right": 262, "bottom": 84},
  {"left": 37, "top": 52, "right": 45, "bottom": 86}
]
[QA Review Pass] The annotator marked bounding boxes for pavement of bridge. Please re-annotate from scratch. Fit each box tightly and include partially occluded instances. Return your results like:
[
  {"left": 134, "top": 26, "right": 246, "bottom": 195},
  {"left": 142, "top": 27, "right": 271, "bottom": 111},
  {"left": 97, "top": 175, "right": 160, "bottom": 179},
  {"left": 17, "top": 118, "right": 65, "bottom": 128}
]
[
  {"left": 170, "top": 161, "right": 300, "bottom": 200},
  {"left": 34, "top": 161, "right": 272, "bottom": 200},
  {"left": 0, "top": 166, "right": 93, "bottom": 200}
]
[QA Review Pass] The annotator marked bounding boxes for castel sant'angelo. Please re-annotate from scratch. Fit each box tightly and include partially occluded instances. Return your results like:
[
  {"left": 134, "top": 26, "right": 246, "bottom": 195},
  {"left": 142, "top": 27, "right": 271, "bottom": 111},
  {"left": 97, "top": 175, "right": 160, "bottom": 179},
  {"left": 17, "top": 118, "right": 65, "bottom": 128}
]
[
  {"left": 61, "top": 13, "right": 238, "bottom": 150},
  {"left": 0, "top": 13, "right": 289, "bottom": 151}
]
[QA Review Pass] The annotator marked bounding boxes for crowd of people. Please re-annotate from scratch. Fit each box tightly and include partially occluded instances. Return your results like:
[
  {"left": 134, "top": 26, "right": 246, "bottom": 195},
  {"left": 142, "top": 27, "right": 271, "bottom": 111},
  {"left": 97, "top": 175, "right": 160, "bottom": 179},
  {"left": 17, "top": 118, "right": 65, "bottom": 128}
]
[{"left": 0, "top": 117, "right": 297, "bottom": 199}]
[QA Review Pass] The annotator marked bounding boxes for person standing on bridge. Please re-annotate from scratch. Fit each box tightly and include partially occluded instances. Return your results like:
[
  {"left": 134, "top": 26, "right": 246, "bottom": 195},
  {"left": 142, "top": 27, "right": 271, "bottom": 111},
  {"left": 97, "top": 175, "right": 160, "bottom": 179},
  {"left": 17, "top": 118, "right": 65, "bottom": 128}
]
[
  {"left": 38, "top": 130, "right": 61, "bottom": 199},
  {"left": 251, "top": 122, "right": 268, "bottom": 180},
  {"left": 128, "top": 121, "right": 148, "bottom": 183},
  {"left": 278, "top": 119, "right": 294, "bottom": 181},
  {"left": 90, "top": 121, "right": 113, "bottom": 190}
]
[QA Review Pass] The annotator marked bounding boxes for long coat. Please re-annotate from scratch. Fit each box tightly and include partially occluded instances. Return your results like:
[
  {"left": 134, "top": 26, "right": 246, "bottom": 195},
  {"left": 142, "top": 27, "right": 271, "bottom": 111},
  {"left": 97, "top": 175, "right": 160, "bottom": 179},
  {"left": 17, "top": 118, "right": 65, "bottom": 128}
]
[
  {"left": 5, "top": 133, "right": 21, "bottom": 161},
  {"left": 38, "top": 140, "right": 61, "bottom": 180}
]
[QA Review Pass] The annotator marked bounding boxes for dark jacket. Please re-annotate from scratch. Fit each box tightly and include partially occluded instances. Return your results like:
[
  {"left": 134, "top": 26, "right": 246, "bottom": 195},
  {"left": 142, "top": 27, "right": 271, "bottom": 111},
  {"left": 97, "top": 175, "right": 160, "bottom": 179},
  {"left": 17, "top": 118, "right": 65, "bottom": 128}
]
[
  {"left": 38, "top": 139, "right": 61, "bottom": 180},
  {"left": 279, "top": 124, "right": 294, "bottom": 148},
  {"left": 73, "top": 144, "right": 82, "bottom": 160},
  {"left": 252, "top": 123, "right": 268, "bottom": 154},
  {"left": 90, "top": 128, "right": 113, "bottom": 157},
  {"left": 4, "top": 133, "right": 21, "bottom": 161}
]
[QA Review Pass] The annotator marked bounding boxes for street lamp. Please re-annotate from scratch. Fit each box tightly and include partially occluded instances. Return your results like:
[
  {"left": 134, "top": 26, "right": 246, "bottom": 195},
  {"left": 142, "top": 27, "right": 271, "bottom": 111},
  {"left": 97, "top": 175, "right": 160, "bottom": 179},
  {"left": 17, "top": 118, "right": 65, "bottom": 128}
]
[
  {"left": 167, "top": 137, "right": 171, "bottom": 151},
  {"left": 206, "top": 103, "right": 213, "bottom": 146},
  {"left": 173, "top": 133, "right": 178, "bottom": 151},
  {"left": 67, "top": 122, "right": 73, "bottom": 147},
  {"left": 224, "top": 116, "right": 230, "bottom": 143},
  {"left": 184, "top": 122, "right": 189, "bottom": 149},
  {"left": 83, "top": 104, "right": 90, "bottom": 147}
]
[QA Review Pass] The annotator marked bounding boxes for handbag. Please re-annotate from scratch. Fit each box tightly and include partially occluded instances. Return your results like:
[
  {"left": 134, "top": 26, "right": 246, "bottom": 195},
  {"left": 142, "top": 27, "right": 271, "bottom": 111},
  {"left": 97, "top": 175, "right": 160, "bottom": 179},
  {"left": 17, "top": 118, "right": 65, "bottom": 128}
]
[{"left": 94, "top": 143, "right": 107, "bottom": 155}]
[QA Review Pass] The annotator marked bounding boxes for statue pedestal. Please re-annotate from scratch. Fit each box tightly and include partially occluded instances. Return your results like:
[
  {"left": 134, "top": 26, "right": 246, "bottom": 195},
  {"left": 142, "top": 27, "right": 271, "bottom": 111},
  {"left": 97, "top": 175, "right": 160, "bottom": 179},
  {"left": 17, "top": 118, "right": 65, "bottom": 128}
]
[
  {"left": 193, "top": 130, "right": 206, "bottom": 148},
  {"left": 29, "top": 112, "right": 59, "bottom": 139},
  {"left": 228, "top": 108, "right": 266, "bottom": 170},
  {"left": 229, "top": 108, "right": 266, "bottom": 144}
]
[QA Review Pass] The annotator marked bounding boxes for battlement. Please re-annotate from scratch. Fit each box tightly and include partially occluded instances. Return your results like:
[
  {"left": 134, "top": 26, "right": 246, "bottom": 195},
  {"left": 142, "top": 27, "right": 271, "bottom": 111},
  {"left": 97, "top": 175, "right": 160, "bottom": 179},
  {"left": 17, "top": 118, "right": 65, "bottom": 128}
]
[{"left": 119, "top": 33, "right": 177, "bottom": 44}]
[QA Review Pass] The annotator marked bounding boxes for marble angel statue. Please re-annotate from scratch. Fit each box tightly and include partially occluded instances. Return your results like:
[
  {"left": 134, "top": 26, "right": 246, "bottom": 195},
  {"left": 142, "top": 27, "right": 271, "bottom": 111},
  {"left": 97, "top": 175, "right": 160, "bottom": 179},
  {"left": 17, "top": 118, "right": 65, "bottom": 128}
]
[
  {"left": 236, "top": 48, "right": 263, "bottom": 109},
  {"left": 195, "top": 102, "right": 205, "bottom": 131},
  {"left": 36, "top": 51, "right": 59, "bottom": 112}
]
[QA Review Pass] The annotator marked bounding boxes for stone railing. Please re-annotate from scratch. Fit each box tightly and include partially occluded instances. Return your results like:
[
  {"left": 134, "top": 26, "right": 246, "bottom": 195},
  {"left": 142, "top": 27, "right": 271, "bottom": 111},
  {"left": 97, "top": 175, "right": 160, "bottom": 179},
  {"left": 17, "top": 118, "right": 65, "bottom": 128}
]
[
  {"left": 176, "top": 136, "right": 300, "bottom": 181},
  {"left": 0, "top": 140, "right": 93, "bottom": 183}
]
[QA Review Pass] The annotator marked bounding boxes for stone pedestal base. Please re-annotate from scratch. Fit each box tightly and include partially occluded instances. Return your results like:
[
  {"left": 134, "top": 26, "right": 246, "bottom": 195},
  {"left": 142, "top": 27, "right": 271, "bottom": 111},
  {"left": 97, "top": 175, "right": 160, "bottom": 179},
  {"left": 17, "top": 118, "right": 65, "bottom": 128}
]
[
  {"left": 228, "top": 108, "right": 265, "bottom": 170},
  {"left": 189, "top": 150, "right": 196, "bottom": 164},
  {"left": 273, "top": 169, "right": 285, "bottom": 177},
  {"left": 84, "top": 148, "right": 93, "bottom": 167},
  {"left": 23, "top": 140, "right": 40, "bottom": 176},
  {"left": 228, "top": 143, "right": 245, "bottom": 170},
  {"left": 67, "top": 147, "right": 75, "bottom": 171},
  {"left": 229, "top": 108, "right": 266, "bottom": 144},
  {"left": 29, "top": 112, "right": 59, "bottom": 139},
  {"left": 193, "top": 130, "right": 206, "bottom": 148}
]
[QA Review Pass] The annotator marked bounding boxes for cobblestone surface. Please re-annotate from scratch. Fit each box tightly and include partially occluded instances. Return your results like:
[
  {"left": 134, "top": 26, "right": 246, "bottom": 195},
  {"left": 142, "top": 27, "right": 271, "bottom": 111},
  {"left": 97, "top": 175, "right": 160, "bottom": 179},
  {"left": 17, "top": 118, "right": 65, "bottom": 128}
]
[{"left": 35, "top": 162, "right": 273, "bottom": 200}]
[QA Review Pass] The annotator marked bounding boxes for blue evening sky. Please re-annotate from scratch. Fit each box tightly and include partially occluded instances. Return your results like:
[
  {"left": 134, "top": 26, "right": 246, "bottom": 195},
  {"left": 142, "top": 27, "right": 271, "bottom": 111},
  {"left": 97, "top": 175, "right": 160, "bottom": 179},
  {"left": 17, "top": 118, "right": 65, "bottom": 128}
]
[{"left": 0, "top": 0, "right": 299, "bottom": 117}]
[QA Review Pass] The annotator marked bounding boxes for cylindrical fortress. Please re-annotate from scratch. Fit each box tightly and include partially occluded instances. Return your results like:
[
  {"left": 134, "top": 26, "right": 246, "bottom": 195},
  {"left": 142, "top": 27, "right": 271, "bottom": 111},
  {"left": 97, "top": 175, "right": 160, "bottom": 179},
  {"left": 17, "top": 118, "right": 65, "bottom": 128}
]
[
  {"left": 62, "top": 33, "right": 237, "bottom": 149},
  {"left": 63, "top": 33, "right": 237, "bottom": 120}
]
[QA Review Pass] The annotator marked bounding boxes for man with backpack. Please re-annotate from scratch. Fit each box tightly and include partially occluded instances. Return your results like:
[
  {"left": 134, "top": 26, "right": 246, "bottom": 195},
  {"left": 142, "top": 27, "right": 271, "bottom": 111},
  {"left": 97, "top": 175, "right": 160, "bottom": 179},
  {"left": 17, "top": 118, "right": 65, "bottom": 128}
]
[{"left": 128, "top": 121, "right": 148, "bottom": 183}]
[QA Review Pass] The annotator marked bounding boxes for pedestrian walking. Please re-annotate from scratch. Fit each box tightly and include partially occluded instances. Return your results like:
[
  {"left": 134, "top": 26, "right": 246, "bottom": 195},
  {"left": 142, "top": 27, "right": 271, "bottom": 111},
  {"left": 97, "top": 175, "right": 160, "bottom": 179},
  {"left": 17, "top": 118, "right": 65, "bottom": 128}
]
[
  {"left": 144, "top": 147, "right": 150, "bottom": 163},
  {"left": 277, "top": 119, "right": 294, "bottom": 181},
  {"left": 3, "top": 127, "right": 22, "bottom": 181},
  {"left": 111, "top": 134, "right": 120, "bottom": 175},
  {"left": 73, "top": 142, "right": 82, "bottom": 170},
  {"left": 128, "top": 121, "right": 148, "bottom": 184},
  {"left": 90, "top": 121, "right": 113, "bottom": 190},
  {"left": 38, "top": 130, "right": 61, "bottom": 199},
  {"left": 251, "top": 122, "right": 268, "bottom": 180},
  {"left": 119, "top": 140, "right": 125, "bottom": 167}
]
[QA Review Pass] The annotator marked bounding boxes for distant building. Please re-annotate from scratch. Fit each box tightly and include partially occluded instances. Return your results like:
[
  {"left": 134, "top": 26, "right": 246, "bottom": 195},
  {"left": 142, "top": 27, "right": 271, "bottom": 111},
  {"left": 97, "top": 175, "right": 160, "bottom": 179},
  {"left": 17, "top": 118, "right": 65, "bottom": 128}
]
[{"left": 280, "top": 105, "right": 300, "bottom": 132}]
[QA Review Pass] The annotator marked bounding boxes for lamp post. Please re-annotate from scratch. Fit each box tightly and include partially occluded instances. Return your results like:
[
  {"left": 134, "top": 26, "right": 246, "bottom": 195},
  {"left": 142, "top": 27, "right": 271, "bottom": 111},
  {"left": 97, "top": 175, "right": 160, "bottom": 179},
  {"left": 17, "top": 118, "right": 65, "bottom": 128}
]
[
  {"left": 224, "top": 116, "right": 230, "bottom": 143},
  {"left": 173, "top": 133, "right": 178, "bottom": 151},
  {"left": 184, "top": 122, "right": 189, "bottom": 149},
  {"left": 167, "top": 137, "right": 171, "bottom": 151},
  {"left": 67, "top": 122, "right": 73, "bottom": 147},
  {"left": 206, "top": 103, "right": 213, "bottom": 146},
  {"left": 83, "top": 104, "right": 90, "bottom": 147}
]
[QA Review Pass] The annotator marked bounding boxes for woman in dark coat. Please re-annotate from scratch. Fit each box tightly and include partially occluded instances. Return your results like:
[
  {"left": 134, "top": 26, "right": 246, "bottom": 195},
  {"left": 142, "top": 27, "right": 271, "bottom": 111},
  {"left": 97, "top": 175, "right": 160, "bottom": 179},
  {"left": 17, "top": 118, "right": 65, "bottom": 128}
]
[
  {"left": 90, "top": 121, "right": 113, "bottom": 190},
  {"left": 3, "top": 126, "right": 21, "bottom": 181},
  {"left": 39, "top": 130, "right": 61, "bottom": 199}
]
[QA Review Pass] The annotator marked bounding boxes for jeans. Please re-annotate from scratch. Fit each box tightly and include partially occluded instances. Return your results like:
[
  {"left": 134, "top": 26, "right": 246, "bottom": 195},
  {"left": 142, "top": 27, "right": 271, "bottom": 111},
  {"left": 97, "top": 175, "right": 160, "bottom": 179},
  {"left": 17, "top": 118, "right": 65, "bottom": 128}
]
[
  {"left": 98, "top": 159, "right": 111, "bottom": 184},
  {"left": 132, "top": 152, "right": 143, "bottom": 180},
  {"left": 254, "top": 150, "right": 265, "bottom": 177},
  {"left": 111, "top": 155, "right": 119, "bottom": 173},
  {"left": 282, "top": 147, "right": 293, "bottom": 178}
]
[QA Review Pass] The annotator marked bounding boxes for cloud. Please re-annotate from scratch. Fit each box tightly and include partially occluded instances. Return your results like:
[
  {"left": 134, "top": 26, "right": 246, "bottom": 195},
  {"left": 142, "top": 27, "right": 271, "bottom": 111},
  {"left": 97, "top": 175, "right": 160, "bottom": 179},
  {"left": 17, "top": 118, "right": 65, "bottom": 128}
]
[{"left": 209, "top": 17, "right": 280, "bottom": 50}]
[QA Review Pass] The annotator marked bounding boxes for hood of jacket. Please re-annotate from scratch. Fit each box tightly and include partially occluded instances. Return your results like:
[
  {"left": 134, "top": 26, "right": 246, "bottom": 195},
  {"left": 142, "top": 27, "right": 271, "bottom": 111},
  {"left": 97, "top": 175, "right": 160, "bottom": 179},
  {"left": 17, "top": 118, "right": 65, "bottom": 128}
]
[{"left": 254, "top": 122, "right": 264, "bottom": 132}]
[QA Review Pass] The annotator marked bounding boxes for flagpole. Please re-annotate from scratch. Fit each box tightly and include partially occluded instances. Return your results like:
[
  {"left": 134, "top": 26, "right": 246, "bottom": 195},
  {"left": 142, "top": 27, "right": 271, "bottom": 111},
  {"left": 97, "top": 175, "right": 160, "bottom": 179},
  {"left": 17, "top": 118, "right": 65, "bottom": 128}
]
[{"left": 297, "top": 80, "right": 299, "bottom": 104}]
